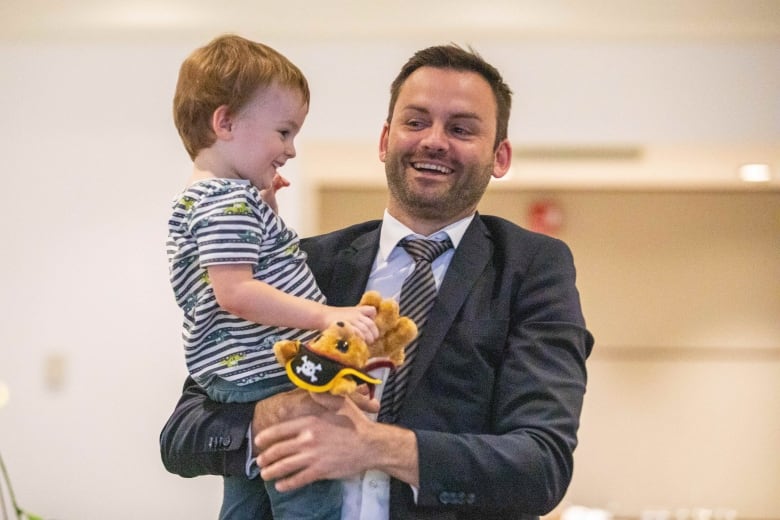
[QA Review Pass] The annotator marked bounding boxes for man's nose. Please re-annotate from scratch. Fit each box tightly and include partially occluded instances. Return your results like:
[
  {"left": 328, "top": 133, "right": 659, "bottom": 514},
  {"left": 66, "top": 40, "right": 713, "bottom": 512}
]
[{"left": 420, "top": 124, "right": 448, "bottom": 152}]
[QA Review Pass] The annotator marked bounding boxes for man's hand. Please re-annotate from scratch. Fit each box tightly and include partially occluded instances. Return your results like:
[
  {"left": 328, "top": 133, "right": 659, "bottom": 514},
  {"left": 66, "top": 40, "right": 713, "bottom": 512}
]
[
  {"left": 254, "top": 391, "right": 419, "bottom": 492},
  {"left": 251, "top": 388, "right": 322, "bottom": 454},
  {"left": 251, "top": 386, "right": 380, "bottom": 456}
]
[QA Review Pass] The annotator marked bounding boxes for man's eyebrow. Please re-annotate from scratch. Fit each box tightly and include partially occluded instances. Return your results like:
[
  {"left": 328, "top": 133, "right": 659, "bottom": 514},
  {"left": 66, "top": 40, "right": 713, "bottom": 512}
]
[
  {"left": 399, "top": 105, "right": 483, "bottom": 121},
  {"left": 450, "top": 112, "right": 482, "bottom": 121},
  {"left": 398, "top": 104, "right": 430, "bottom": 115}
]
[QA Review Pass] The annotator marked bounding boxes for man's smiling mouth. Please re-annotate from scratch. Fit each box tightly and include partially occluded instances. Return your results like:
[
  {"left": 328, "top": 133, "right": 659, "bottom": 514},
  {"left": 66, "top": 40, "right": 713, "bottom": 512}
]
[{"left": 412, "top": 162, "right": 452, "bottom": 174}]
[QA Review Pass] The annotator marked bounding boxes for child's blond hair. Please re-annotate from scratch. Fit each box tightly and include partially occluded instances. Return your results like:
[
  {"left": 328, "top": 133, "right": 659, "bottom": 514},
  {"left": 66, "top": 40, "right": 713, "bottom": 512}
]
[{"left": 173, "top": 34, "right": 310, "bottom": 160}]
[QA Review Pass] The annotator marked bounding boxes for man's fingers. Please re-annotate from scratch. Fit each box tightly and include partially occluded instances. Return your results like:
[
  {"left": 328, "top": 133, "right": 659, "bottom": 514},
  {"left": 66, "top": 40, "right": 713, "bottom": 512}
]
[
  {"left": 273, "top": 466, "right": 319, "bottom": 492},
  {"left": 307, "top": 391, "right": 345, "bottom": 411},
  {"left": 307, "top": 388, "right": 379, "bottom": 415},
  {"left": 256, "top": 415, "right": 307, "bottom": 450},
  {"left": 349, "top": 387, "right": 381, "bottom": 414},
  {"left": 259, "top": 431, "right": 315, "bottom": 483}
]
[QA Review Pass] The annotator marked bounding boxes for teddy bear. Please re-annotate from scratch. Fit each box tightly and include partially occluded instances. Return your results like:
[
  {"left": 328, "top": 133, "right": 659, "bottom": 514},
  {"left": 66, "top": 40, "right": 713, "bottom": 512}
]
[
  {"left": 273, "top": 291, "right": 418, "bottom": 395},
  {"left": 357, "top": 290, "right": 418, "bottom": 365},
  {"left": 273, "top": 320, "right": 378, "bottom": 395}
]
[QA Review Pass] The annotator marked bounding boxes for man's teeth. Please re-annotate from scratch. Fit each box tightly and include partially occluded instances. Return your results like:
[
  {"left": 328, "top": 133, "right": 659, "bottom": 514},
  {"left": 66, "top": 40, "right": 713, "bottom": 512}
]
[{"left": 413, "top": 162, "right": 452, "bottom": 174}]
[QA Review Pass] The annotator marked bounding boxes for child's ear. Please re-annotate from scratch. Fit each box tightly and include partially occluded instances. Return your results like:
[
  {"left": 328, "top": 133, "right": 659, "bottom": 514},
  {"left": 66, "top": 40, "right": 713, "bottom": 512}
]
[{"left": 212, "top": 105, "right": 233, "bottom": 139}]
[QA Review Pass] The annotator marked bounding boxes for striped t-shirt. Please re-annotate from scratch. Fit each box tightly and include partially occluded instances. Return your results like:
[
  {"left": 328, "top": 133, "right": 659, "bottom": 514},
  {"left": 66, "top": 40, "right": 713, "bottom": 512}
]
[{"left": 167, "top": 178, "right": 324, "bottom": 387}]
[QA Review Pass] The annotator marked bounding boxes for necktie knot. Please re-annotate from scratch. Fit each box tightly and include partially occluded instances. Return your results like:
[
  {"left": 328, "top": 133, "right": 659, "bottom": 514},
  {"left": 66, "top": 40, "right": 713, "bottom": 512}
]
[{"left": 400, "top": 237, "right": 453, "bottom": 264}]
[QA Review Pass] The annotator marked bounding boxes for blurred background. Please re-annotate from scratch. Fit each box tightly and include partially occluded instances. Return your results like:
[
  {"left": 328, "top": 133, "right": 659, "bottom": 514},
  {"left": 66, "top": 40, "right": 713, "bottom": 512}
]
[{"left": 0, "top": 1, "right": 778, "bottom": 518}]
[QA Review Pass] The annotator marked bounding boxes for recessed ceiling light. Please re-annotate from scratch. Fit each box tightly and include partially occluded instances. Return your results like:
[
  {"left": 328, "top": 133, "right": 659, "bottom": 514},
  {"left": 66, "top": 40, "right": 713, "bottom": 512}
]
[{"left": 738, "top": 163, "right": 771, "bottom": 183}]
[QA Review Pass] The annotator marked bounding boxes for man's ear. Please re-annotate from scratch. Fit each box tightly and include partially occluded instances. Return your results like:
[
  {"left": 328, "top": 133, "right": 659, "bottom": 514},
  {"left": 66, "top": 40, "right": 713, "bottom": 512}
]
[
  {"left": 212, "top": 105, "right": 233, "bottom": 140},
  {"left": 378, "top": 122, "right": 390, "bottom": 162},
  {"left": 492, "top": 139, "right": 512, "bottom": 179}
]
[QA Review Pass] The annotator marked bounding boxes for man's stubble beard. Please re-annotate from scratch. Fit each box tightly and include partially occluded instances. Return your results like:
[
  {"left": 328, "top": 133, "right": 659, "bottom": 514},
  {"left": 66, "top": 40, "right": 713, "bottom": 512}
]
[{"left": 384, "top": 152, "right": 494, "bottom": 222}]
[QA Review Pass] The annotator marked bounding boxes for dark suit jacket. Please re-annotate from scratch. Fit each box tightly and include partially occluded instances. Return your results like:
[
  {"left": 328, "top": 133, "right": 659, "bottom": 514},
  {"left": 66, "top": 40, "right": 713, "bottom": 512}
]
[{"left": 160, "top": 214, "right": 594, "bottom": 520}]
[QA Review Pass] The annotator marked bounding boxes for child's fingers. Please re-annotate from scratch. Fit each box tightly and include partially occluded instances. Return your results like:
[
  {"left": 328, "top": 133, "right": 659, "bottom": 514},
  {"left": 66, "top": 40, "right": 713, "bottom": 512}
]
[{"left": 273, "top": 174, "right": 290, "bottom": 190}]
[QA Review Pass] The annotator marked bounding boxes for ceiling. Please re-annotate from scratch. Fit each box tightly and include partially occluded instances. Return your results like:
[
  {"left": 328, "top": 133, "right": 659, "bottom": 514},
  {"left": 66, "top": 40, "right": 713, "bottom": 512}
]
[
  {"left": 2, "top": 0, "right": 780, "bottom": 43},
  {"left": 3, "top": 0, "right": 777, "bottom": 189}
]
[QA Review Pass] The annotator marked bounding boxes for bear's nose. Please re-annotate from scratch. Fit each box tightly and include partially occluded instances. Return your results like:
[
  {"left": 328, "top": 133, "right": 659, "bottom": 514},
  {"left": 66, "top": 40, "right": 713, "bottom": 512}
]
[{"left": 336, "top": 340, "right": 349, "bottom": 353}]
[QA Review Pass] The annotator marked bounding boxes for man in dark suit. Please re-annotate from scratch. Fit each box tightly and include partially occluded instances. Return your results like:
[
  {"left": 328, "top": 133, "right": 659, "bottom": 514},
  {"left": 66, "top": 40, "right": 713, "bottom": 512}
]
[{"left": 160, "top": 44, "right": 593, "bottom": 519}]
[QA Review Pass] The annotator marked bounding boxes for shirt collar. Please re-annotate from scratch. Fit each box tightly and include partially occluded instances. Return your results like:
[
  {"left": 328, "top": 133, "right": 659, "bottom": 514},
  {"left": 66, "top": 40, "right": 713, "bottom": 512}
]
[{"left": 377, "top": 210, "right": 474, "bottom": 262}]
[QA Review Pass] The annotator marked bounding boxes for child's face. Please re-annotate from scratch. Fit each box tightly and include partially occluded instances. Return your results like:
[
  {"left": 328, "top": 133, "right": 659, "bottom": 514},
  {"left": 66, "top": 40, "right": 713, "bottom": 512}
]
[{"left": 223, "top": 83, "right": 308, "bottom": 190}]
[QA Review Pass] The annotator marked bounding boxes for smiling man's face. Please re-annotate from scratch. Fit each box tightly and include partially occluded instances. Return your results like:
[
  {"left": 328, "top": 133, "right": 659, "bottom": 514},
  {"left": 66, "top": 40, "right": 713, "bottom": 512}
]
[{"left": 379, "top": 66, "right": 511, "bottom": 233}]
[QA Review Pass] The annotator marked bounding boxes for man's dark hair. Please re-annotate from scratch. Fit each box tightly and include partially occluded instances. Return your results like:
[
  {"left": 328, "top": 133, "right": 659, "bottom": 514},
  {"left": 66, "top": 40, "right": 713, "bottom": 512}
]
[{"left": 387, "top": 44, "right": 512, "bottom": 149}]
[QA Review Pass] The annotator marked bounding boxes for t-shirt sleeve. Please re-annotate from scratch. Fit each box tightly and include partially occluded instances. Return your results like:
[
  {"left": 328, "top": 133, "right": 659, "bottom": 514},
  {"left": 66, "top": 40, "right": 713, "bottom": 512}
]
[{"left": 188, "top": 186, "right": 269, "bottom": 267}]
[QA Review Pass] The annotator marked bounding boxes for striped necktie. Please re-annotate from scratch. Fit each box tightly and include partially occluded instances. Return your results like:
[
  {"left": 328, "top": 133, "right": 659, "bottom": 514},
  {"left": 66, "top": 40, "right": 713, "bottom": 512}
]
[{"left": 377, "top": 237, "right": 453, "bottom": 423}]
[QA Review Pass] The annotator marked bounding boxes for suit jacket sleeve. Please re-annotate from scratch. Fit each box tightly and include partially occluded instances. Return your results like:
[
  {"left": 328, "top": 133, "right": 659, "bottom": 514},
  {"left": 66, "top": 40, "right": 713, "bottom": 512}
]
[
  {"left": 159, "top": 377, "right": 255, "bottom": 478},
  {"left": 407, "top": 224, "right": 593, "bottom": 516}
]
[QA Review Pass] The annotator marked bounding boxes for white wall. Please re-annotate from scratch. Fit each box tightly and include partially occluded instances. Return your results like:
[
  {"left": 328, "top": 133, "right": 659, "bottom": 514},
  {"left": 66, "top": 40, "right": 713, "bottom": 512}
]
[{"left": 0, "top": 39, "right": 778, "bottom": 519}]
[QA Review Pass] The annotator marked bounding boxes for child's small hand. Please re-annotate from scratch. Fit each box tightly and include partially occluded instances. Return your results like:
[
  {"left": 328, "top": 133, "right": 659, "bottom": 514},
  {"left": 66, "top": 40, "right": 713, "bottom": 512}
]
[
  {"left": 351, "top": 305, "right": 380, "bottom": 344},
  {"left": 260, "top": 174, "right": 291, "bottom": 213},
  {"left": 272, "top": 173, "right": 291, "bottom": 191},
  {"left": 324, "top": 306, "right": 379, "bottom": 344}
]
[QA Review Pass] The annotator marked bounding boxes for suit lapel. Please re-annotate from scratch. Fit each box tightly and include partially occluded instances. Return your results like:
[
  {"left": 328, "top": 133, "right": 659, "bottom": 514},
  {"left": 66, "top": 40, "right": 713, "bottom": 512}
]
[
  {"left": 316, "top": 218, "right": 493, "bottom": 413},
  {"left": 403, "top": 216, "right": 493, "bottom": 399},
  {"left": 326, "top": 228, "right": 381, "bottom": 306}
]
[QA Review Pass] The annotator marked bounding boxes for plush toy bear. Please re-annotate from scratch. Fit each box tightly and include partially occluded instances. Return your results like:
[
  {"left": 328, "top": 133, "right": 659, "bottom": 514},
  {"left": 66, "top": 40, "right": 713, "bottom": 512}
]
[
  {"left": 273, "top": 291, "right": 418, "bottom": 395},
  {"left": 273, "top": 320, "right": 378, "bottom": 395},
  {"left": 357, "top": 290, "right": 418, "bottom": 365}
]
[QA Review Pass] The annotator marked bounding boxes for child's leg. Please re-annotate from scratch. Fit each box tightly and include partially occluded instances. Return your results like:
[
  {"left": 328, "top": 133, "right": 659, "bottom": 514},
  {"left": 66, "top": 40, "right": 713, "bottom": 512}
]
[
  {"left": 206, "top": 378, "right": 339, "bottom": 519},
  {"left": 265, "top": 478, "right": 342, "bottom": 520},
  {"left": 219, "top": 475, "right": 271, "bottom": 520}
]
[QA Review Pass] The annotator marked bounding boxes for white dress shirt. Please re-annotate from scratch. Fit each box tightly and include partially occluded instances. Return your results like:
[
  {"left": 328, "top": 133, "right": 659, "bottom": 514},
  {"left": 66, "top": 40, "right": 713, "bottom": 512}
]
[{"left": 340, "top": 210, "right": 473, "bottom": 520}]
